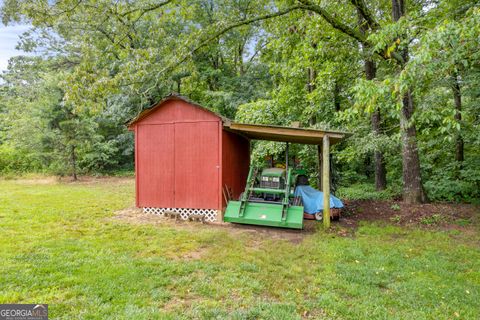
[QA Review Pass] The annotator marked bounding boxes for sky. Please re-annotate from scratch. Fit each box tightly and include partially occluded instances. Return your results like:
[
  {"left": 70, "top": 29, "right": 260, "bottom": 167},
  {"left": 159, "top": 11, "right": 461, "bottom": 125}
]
[
  {"left": 0, "top": 0, "right": 31, "bottom": 72},
  {"left": 0, "top": 23, "right": 30, "bottom": 71}
]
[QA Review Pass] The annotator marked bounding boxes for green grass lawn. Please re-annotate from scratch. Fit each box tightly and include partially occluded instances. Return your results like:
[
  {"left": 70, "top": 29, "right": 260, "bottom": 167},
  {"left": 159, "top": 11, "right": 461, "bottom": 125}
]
[{"left": 0, "top": 178, "right": 479, "bottom": 319}]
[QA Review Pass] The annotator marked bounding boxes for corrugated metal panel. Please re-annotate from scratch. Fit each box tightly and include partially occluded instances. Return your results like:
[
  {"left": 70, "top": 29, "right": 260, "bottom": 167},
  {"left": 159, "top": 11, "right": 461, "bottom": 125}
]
[
  {"left": 221, "top": 130, "right": 250, "bottom": 208},
  {"left": 137, "top": 124, "right": 175, "bottom": 207},
  {"left": 174, "top": 121, "right": 220, "bottom": 209},
  {"left": 224, "top": 122, "right": 349, "bottom": 145}
]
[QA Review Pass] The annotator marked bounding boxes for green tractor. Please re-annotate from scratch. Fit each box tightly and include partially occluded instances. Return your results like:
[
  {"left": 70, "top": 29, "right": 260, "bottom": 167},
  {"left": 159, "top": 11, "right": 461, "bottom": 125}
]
[{"left": 223, "top": 166, "right": 306, "bottom": 229}]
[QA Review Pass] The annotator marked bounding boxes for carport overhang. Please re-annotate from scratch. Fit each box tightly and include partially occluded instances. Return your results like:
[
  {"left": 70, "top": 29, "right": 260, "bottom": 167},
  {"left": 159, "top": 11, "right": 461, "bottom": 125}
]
[
  {"left": 224, "top": 122, "right": 350, "bottom": 145},
  {"left": 224, "top": 121, "right": 351, "bottom": 228}
]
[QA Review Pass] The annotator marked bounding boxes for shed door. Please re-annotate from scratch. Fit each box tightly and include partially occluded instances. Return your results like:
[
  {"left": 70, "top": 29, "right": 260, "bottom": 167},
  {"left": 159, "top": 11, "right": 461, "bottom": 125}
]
[
  {"left": 174, "top": 121, "right": 219, "bottom": 209},
  {"left": 137, "top": 124, "right": 175, "bottom": 207}
]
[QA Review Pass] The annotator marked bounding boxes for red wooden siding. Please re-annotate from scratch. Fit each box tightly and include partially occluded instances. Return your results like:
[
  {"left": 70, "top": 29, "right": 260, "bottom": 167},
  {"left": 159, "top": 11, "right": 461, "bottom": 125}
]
[
  {"left": 137, "top": 124, "right": 175, "bottom": 207},
  {"left": 138, "top": 99, "right": 218, "bottom": 124},
  {"left": 135, "top": 125, "right": 139, "bottom": 207},
  {"left": 133, "top": 96, "right": 250, "bottom": 212},
  {"left": 174, "top": 121, "right": 220, "bottom": 209},
  {"left": 221, "top": 130, "right": 250, "bottom": 208}
]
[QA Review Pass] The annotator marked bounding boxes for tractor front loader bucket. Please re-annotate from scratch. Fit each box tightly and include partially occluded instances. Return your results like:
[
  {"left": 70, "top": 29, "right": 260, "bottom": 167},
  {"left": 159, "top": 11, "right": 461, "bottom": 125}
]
[{"left": 224, "top": 201, "right": 304, "bottom": 229}]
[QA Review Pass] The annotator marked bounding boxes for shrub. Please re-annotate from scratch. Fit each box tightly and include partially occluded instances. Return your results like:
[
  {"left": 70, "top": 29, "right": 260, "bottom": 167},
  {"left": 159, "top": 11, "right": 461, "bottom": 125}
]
[
  {"left": 424, "top": 164, "right": 480, "bottom": 203},
  {"left": 336, "top": 183, "right": 401, "bottom": 201},
  {"left": 0, "top": 144, "right": 43, "bottom": 174}
]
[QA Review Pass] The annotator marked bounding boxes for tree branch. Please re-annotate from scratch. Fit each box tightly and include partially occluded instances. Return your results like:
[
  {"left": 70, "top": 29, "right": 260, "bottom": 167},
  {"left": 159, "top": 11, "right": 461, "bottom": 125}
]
[
  {"left": 143, "top": 5, "right": 305, "bottom": 97},
  {"left": 350, "top": 0, "right": 379, "bottom": 30},
  {"left": 171, "top": 5, "right": 305, "bottom": 70},
  {"left": 109, "top": 1, "right": 173, "bottom": 49},
  {"left": 121, "top": 1, "right": 172, "bottom": 17},
  {"left": 297, "top": 0, "right": 367, "bottom": 44},
  {"left": 298, "top": 0, "right": 404, "bottom": 64},
  {"left": 96, "top": 27, "right": 126, "bottom": 51},
  {"left": 146, "top": 0, "right": 405, "bottom": 96}
]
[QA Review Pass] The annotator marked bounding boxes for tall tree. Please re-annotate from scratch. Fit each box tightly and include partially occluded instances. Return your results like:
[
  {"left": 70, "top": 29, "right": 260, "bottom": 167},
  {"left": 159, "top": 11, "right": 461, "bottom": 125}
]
[
  {"left": 391, "top": 0, "right": 426, "bottom": 203},
  {"left": 451, "top": 72, "right": 464, "bottom": 163},
  {"left": 358, "top": 9, "right": 387, "bottom": 191},
  {"left": 2, "top": 0, "right": 479, "bottom": 202}
]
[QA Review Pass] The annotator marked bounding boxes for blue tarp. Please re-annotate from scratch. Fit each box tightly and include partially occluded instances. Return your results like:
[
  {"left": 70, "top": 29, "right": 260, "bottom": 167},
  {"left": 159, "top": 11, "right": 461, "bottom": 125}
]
[{"left": 294, "top": 185, "right": 344, "bottom": 214}]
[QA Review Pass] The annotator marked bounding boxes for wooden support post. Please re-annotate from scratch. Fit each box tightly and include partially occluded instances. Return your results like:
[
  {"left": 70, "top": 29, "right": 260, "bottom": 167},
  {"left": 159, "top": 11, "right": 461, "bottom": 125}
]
[
  {"left": 317, "top": 144, "right": 322, "bottom": 191},
  {"left": 322, "top": 135, "right": 330, "bottom": 228},
  {"left": 285, "top": 142, "right": 289, "bottom": 169}
]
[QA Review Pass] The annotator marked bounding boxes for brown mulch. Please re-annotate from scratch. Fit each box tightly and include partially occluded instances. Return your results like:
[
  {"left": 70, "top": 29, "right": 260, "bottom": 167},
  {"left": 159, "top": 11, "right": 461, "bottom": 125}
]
[{"left": 339, "top": 199, "right": 480, "bottom": 231}]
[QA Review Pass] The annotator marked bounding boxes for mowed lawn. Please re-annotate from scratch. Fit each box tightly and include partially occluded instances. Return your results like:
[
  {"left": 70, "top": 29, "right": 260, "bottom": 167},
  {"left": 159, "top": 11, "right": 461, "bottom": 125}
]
[{"left": 0, "top": 178, "right": 479, "bottom": 319}]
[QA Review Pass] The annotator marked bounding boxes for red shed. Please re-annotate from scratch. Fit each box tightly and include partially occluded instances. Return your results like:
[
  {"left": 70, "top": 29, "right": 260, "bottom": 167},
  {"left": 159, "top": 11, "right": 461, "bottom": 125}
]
[{"left": 127, "top": 94, "right": 250, "bottom": 222}]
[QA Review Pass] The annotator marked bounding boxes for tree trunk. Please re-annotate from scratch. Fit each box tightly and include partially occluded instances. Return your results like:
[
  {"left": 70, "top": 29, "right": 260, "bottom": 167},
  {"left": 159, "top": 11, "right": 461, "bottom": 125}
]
[
  {"left": 307, "top": 67, "right": 323, "bottom": 188},
  {"left": 71, "top": 145, "right": 78, "bottom": 181},
  {"left": 307, "top": 67, "right": 316, "bottom": 97},
  {"left": 238, "top": 42, "right": 245, "bottom": 75},
  {"left": 372, "top": 112, "right": 387, "bottom": 190},
  {"left": 333, "top": 81, "right": 341, "bottom": 112},
  {"left": 391, "top": 0, "right": 404, "bottom": 21},
  {"left": 358, "top": 9, "right": 387, "bottom": 191},
  {"left": 365, "top": 59, "right": 387, "bottom": 190},
  {"left": 317, "top": 144, "right": 323, "bottom": 190},
  {"left": 307, "top": 67, "right": 316, "bottom": 127},
  {"left": 392, "top": 0, "right": 425, "bottom": 203},
  {"left": 452, "top": 73, "right": 464, "bottom": 163},
  {"left": 176, "top": 79, "right": 181, "bottom": 95},
  {"left": 400, "top": 91, "right": 425, "bottom": 203}
]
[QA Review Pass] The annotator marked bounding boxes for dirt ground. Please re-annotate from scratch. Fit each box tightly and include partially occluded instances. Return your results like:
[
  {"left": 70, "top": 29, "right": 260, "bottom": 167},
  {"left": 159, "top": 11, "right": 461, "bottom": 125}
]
[
  {"left": 114, "top": 200, "right": 479, "bottom": 243},
  {"left": 113, "top": 207, "right": 318, "bottom": 244},
  {"left": 340, "top": 199, "right": 479, "bottom": 230}
]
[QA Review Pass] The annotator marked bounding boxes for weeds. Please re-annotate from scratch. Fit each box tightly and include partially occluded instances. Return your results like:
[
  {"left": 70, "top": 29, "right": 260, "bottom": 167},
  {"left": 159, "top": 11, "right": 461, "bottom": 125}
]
[
  {"left": 336, "top": 183, "right": 401, "bottom": 201},
  {"left": 391, "top": 203, "right": 401, "bottom": 211},
  {"left": 390, "top": 215, "right": 402, "bottom": 223},
  {"left": 421, "top": 214, "right": 444, "bottom": 225}
]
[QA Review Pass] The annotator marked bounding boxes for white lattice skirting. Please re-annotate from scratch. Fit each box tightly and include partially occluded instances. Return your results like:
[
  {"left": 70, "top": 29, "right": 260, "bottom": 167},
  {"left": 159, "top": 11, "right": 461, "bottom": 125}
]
[{"left": 143, "top": 207, "right": 218, "bottom": 222}]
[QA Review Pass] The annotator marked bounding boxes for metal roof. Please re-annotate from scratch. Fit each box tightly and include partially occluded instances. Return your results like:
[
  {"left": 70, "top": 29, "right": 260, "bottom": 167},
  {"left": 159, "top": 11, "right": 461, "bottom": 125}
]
[{"left": 224, "top": 122, "right": 350, "bottom": 145}]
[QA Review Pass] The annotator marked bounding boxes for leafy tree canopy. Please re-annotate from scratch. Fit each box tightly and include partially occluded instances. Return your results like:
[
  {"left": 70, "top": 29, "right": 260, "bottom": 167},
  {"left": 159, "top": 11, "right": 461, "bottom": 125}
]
[{"left": 0, "top": 0, "right": 479, "bottom": 201}]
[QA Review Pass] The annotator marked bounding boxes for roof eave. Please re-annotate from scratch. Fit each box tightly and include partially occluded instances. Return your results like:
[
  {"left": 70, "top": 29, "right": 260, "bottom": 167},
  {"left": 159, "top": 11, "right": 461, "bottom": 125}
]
[
  {"left": 224, "top": 122, "right": 350, "bottom": 145},
  {"left": 126, "top": 92, "right": 231, "bottom": 127}
]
